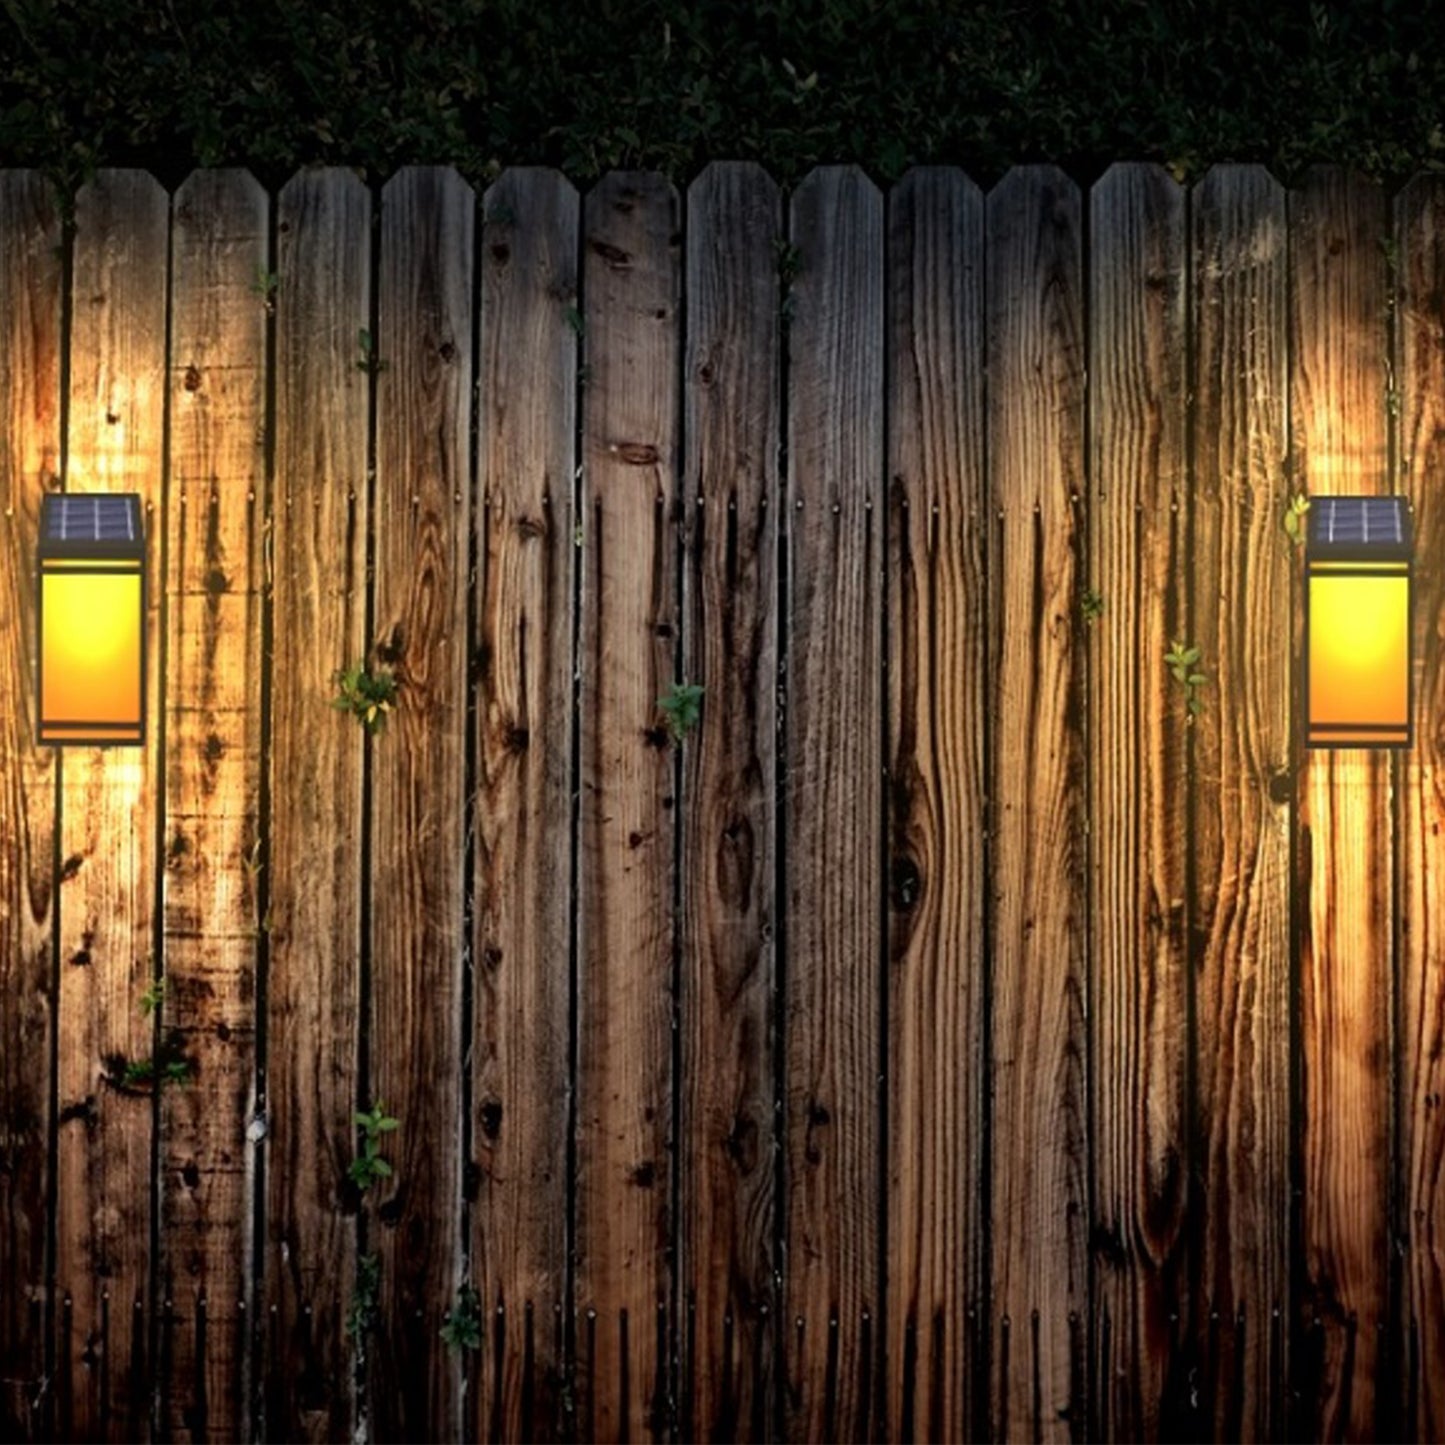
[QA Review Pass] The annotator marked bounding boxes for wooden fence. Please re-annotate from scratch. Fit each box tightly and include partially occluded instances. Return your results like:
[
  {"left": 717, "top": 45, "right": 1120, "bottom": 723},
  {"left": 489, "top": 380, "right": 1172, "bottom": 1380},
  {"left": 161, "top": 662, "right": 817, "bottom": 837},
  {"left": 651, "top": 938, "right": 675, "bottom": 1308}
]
[{"left": 0, "top": 160, "right": 1442, "bottom": 1444}]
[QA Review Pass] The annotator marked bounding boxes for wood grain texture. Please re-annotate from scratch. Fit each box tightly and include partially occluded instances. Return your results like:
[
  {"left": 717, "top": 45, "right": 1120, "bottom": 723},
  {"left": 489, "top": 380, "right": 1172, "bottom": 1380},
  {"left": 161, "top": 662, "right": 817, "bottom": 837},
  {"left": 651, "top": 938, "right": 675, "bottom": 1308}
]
[
  {"left": 1289, "top": 167, "right": 1393, "bottom": 1444},
  {"left": 1086, "top": 163, "right": 1190, "bottom": 1441},
  {"left": 1394, "top": 174, "right": 1445, "bottom": 1444},
  {"left": 55, "top": 169, "right": 168, "bottom": 1444},
  {"left": 574, "top": 171, "right": 680, "bottom": 1444},
  {"left": 472, "top": 166, "right": 578, "bottom": 1445},
  {"left": 984, "top": 165, "right": 1088, "bottom": 1444},
  {"left": 367, "top": 164, "right": 472, "bottom": 1444},
  {"left": 0, "top": 170, "right": 61, "bottom": 1441},
  {"left": 679, "top": 160, "right": 780, "bottom": 1444},
  {"left": 5, "top": 159, "right": 1445, "bottom": 1445},
  {"left": 1190, "top": 164, "right": 1293, "bottom": 1443},
  {"left": 265, "top": 168, "right": 369, "bottom": 1445},
  {"left": 883, "top": 165, "right": 986, "bottom": 1445},
  {"left": 160, "top": 168, "right": 268, "bottom": 1444},
  {"left": 783, "top": 164, "right": 883, "bottom": 1444}
]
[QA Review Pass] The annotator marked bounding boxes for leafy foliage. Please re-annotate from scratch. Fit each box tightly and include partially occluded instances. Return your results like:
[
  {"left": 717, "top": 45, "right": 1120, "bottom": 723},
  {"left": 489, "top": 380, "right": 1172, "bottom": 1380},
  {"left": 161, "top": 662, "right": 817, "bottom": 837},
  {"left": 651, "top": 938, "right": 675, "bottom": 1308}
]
[
  {"left": 345, "top": 1253, "right": 382, "bottom": 1342},
  {"left": 348, "top": 1101, "right": 400, "bottom": 1192},
  {"left": 657, "top": 681, "right": 704, "bottom": 743},
  {"left": 106, "top": 1030, "right": 194, "bottom": 1092},
  {"left": 1080, "top": 587, "right": 1104, "bottom": 624},
  {"left": 1164, "top": 639, "right": 1208, "bottom": 723},
  {"left": 1283, "top": 492, "right": 1312, "bottom": 545},
  {"left": 331, "top": 660, "right": 398, "bottom": 735},
  {"left": 3, "top": 2, "right": 1444, "bottom": 192},
  {"left": 140, "top": 975, "right": 165, "bottom": 1017},
  {"left": 440, "top": 1283, "right": 482, "bottom": 1352},
  {"left": 355, "top": 327, "right": 387, "bottom": 376}
]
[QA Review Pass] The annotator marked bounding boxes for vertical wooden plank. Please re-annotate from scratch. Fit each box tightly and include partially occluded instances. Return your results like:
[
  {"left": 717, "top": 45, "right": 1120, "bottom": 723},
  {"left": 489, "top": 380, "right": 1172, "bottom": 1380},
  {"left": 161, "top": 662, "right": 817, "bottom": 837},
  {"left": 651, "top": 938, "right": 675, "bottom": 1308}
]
[
  {"left": 884, "top": 165, "right": 985, "bottom": 1445},
  {"left": 1394, "top": 173, "right": 1445, "bottom": 1444},
  {"left": 265, "top": 168, "right": 369, "bottom": 1445},
  {"left": 0, "top": 170, "right": 61, "bottom": 1440},
  {"left": 55, "top": 168, "right": 168, "bottom": 1444},
  {"left": 575, "top": 170, "right": 680, "bottom": 1443},
  {"left": 366, "top": 163, "right": 472, "bottom": 1444},
  {"left": 473, "top": 166, "right": 578, "bottom": 1445},
  {"left": 1087, "top": 162, "right": 1190, "bottom": 1437},
  {"left": 679, "top": 159, "right": 780, "bottom": 1441},
  {"left": 985, "top": 164, "right": 1087, "bottom": 1443},
  {"left": 783, "top": 163, "right": 883, "bottom": 1444},
  {"left": 161, "top": 167, "right": 267, "bottom": 1444},
  {"left": 1191, "top": 164, "right": 1293, "bottom": 1442},
  {"left": 1289, "top": 166, "right": 1393, "bottom": 1443}
]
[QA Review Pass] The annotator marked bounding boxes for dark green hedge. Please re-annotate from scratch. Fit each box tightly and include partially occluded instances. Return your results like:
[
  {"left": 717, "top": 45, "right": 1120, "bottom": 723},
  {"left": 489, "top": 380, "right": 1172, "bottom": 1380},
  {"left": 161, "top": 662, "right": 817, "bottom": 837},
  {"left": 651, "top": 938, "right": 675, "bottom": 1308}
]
[{"left": 3, "top": 0, "right": 1442, "bottom": 188}]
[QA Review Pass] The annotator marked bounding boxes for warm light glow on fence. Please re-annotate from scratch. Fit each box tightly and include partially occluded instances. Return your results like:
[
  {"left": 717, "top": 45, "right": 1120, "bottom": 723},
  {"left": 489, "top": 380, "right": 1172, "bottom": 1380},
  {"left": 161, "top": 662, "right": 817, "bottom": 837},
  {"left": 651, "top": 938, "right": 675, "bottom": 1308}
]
[
  {"left": 37, "top": 493, "right": 146, "bottom": 746},
  {"left": 1305, "top": 496, "right": 1412, "bottom": 749}
]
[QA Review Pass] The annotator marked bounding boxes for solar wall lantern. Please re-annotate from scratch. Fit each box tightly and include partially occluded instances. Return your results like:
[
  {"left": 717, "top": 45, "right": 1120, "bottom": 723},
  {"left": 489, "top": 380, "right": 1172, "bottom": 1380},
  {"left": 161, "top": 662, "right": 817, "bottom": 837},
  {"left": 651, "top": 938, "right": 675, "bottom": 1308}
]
[
  {"left": 1305, "top": 494, "right": 1412, "bottom": 749},
  {"left": 37, "top": 492, "right": 146, "bottom": 746}
]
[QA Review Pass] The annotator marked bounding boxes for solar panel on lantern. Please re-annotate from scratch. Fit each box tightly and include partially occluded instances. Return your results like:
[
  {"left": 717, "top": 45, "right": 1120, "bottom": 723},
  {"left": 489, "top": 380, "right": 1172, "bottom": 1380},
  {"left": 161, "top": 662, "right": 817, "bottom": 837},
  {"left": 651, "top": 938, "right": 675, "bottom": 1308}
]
[
  {"left": 1304, "top": 494, "right": 1412, "bottom": 748},
  {"left": 1307, "top": 495, "right": 1409, "bottom": 559},
  {"left": 39, "top": 493, "right": 144, "bottom": 559}
]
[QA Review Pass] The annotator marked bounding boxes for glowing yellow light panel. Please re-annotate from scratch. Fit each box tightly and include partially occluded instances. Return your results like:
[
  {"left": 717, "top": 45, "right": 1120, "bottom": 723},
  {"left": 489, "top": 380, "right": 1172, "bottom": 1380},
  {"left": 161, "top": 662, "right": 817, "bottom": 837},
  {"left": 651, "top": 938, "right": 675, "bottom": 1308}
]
[
  {"left": 1305, "top": 495, "right": 1412, "bottom": 749},
  {"left": 37, "top": 493, "right": 145, "bottom": 746}
]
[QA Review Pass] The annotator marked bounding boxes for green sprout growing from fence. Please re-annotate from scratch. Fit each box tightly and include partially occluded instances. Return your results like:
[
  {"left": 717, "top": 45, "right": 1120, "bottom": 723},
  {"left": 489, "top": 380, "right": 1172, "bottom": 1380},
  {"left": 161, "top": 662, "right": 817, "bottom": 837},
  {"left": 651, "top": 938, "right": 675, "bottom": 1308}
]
[
  {"left": 440, "top": 1283, "right": 483, "bottom": 1352},
  {"left": 348, "top": 1102, "right": 400, "bottom": 1192},
  {"left": 1282, "top": 492, "right": 1311, "bottom": 545},
  {"left": 1080, "top": 586, "right": 1104, "bottom": 624},
  {"left": 345, "top": 1254, "right": 382, "bottom": 1343},
  {"left": 140, "top": 975, "right": 166, "bottom": 1017},
  {"left": 775, "top": 238, "right": 802, "bottom": 321},
  {"left": 356, "top": 327, "right": 388, "bottom": 375},
  {"left": 252, "top": 267, "right": 279, "bottom": 314},
  {"left": 657, "top": 681, "right": 704, "bottom": 743},
  {"left": 120, "top": 1051, "right": 193, "bottom": 1089},
  {"left": 106, "top": 1035, "right": 193, "bottom": 1093},
  {"left": 1165, "top": 639, "right": 1208, "bottom": 723},
  {"left": 331, "top": 661, "right": 399, "bottom": 735},
  {"left": 103, "top": 977, "right": 193, "bottom": 1093}
]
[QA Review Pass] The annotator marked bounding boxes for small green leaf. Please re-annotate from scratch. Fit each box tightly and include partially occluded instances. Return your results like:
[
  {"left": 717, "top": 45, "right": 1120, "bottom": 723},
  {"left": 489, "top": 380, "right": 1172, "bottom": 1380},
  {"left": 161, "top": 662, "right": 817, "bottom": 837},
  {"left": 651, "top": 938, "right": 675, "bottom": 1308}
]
[
  {"left": 346, "top": 1254, "right": 382, "bottom": 1342},
  {"left": 441, "top": 1284, "right": 483, "bottom": 1352},
  {"left": 657, "top": 680, "right": 705, "bottom": 742},
  {"left": 122, "top": 1058, "right": 154, "bottom": 1087},
  {"left": 140, "top": 976, "right": 166, "bottom": 1017}
]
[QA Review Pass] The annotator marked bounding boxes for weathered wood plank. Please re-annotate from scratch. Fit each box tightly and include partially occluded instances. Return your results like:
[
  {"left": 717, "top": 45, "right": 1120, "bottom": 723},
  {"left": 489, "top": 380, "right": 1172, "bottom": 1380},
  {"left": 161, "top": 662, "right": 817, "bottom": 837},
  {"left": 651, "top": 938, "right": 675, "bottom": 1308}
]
[
  {"left": 1289, "top": 166, "right": 1393, "bottom": 1443},
  {"left": 575, "top": 170, "right": 680, "bottom": 1444},
  {"left": 472, "top": 165, "right": 578, "bottom": 1445},
  {"left": 0, "top": 170, "right": 61, "bottom": 1441},
  {"left": 54, "top": 169, "right": 168, "bottom": 1444},
  {"left": 1087, "top": 162, "right": 1191, "bottom": 1439},
  {"left": 984, "top": 164, "right": 1087, "bottom": 1444},
  {"left": 1190, "top": 163, "right": 1293, "bottom": 1443},
  {"left": 783, "top": 163, "right": 884, "bottom": 1444},
  {"left": 679, "top": 159, "right": 780, "bottom": 1443},
  {"left": 1394, "top": 173, "right": 1445, "bottom": 1445},
  {"left": 366, "top": 163, "right": 472, "bottom": 1444},
  {"left": 265, "top": 168, "right": 369, "bottom": 1445},
  {"left": 160, "top": 168, "right": 268, "bottom": 1445},
  {"left": 883, "top": 164, "right": 986, "bottom": 1445}
]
